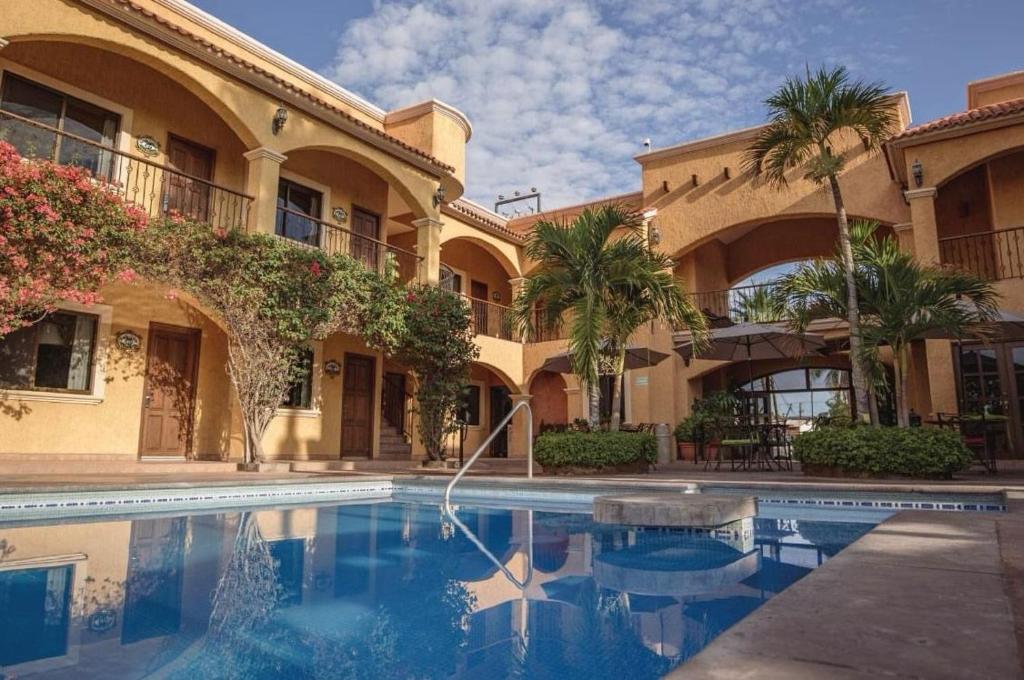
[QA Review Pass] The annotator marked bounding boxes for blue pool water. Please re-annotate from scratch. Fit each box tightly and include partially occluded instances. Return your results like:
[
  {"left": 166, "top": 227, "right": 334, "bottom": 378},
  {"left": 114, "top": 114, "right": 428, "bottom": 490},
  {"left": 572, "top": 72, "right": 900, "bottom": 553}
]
[{"left": 0, "top": 500, "right": 879, "bottom": 678}]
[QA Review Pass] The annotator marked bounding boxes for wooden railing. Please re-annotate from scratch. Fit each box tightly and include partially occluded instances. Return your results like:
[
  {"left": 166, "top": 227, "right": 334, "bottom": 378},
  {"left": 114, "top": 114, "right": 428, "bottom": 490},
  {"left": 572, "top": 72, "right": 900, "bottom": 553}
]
[
  {"left": 939, "top": 226, "right": 1024, "bottom": 281},
  {"left": 275, "top": 206, "right": 421, "bottom": 281},
  {"left": 0, "top": 108, "right": 252, "bottom": 231},
  {"left": 685, "top": 282, "right": 783, "bottom": 324}
]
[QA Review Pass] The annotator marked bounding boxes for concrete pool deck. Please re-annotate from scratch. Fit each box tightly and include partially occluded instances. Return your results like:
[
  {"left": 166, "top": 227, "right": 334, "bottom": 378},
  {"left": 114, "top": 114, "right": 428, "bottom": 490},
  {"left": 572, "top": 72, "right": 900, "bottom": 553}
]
[{"left": 0, "top": 470, "right": 1023, "bottom": 677}]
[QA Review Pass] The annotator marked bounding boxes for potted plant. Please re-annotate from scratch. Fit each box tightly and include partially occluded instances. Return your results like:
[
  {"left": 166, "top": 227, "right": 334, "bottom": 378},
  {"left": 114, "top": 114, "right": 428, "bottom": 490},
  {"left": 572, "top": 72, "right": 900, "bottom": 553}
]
[{"left": 675, "top": 392, "right": 738, "bottom": 462}]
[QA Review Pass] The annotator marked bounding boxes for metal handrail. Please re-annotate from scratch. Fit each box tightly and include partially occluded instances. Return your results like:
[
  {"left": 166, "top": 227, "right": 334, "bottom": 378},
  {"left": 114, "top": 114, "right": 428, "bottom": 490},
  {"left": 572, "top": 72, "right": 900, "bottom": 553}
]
[{"left": 444, "top": 399, "right": 533, "bottom": 506}]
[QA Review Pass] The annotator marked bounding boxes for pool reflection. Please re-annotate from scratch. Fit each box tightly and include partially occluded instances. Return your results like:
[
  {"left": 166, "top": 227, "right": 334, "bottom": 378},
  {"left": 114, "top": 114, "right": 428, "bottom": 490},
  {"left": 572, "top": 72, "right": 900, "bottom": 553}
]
[{"left": 0, "top": 503, "right": 873, "bottom": 679}]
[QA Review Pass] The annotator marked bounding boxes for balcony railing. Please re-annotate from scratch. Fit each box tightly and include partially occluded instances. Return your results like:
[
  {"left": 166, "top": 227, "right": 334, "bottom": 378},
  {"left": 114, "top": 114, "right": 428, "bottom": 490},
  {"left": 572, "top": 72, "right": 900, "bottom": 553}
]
[
  {"left": 275, "top": 206, "right": 421, "bottom": 281},
  {"left": 527, "top": 309, "right": 570, "bottom": 342},
  {"left": 686, "top": 282, "right": 783, "bottom": 324},
  {"left": 939, "top": 226, "right": 1024, "bottom": 281},
  {"left": 0, "top": 108, "right": 252, "bottom": 230},
  {"left": 465, "top": 295, "right": 517, "bottom": 341}
]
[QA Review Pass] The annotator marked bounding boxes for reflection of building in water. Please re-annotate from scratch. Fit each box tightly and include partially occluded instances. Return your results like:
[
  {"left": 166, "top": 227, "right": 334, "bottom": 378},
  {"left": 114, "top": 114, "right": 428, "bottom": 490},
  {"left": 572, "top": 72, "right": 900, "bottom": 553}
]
[{"left": 0, "top": 505, "right": 868, "bottom": 678}]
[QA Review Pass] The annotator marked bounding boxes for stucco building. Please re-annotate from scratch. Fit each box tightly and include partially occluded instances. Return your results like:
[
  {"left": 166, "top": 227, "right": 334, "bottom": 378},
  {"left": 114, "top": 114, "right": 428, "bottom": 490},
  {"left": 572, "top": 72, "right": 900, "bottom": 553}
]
[{"left": 2, "top": 0, "right": 1024, "bottom": 467}]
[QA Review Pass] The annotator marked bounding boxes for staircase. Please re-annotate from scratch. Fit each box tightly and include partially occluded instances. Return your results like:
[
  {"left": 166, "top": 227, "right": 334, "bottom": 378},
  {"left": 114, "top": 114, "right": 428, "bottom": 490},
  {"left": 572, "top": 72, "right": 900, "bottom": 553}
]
[{"left": 378, "top": 423, "right": 412, "bottom": 460}]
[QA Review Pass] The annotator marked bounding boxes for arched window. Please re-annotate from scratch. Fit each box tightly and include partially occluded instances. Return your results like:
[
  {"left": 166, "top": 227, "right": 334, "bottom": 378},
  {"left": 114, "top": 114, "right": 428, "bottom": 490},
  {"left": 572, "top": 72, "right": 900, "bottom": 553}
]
[{"left": 737, "top": 368, "right": 852, "bottom": 425}]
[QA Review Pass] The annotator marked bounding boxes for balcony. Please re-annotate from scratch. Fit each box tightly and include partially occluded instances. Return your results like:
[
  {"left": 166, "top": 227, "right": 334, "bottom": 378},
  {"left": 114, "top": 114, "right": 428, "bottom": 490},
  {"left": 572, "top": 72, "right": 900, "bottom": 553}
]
[
  {"left": 939, "top": 227, "right": 1024, "bottom": 281},
  {"left": 466, "top": 295, "right": 516, "bottom": 341},
  {"left": 687, "top": 282, "right": 783, "bottom": 324},
  {"left": 0, "top": 109, "right": 252, "bottom": 231},
  {"left": 275, "top": 206, "right": 421, "bottom": 281}
]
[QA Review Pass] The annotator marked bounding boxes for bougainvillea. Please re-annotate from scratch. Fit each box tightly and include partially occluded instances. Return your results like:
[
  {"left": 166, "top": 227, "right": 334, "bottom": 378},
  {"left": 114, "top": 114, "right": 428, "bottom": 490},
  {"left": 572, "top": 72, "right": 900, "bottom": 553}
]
[
  {"left": 0, "top": 141, "right": 147, "bottom": 335},
  {"left": 393, "top": 285, "right": 479, "bottom": 461},
  {"left": 136, "top": 217, "right": 396, "bottom": 464}
]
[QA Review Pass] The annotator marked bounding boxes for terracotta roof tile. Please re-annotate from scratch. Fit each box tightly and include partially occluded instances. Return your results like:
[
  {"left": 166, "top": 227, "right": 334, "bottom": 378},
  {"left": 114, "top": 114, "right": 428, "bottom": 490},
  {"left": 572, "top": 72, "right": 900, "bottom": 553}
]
[
  {"left": 108, "top": 0, "right": 455, "bottom": 174},
  {"left": 443, "top": 200, "right": 524, "bottom": 242},
  {"left": 892, "top": 97, "right": 1024, "bottom": 141}
]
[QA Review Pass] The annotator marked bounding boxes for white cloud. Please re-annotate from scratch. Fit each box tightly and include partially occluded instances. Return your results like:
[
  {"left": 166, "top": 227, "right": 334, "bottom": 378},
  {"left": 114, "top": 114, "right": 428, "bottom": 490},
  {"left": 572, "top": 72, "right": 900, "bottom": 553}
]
[{"left": 325, "top": 0, "right": 885, "bottom": 209}]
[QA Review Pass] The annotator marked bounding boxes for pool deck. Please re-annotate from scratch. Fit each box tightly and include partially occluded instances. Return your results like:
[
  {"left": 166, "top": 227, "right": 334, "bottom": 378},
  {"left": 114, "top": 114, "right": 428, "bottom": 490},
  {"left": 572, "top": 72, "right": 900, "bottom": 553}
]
[{"left": 1, "top": 467, "right": 1024, "bottom": 677}]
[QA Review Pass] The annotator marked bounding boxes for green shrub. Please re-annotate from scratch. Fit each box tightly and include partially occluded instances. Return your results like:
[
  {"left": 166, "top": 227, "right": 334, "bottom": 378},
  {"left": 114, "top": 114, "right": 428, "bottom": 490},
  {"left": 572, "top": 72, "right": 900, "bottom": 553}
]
[
  {"left": 534, "top": 431, "right": 657, "bottom": 470},
  {"left": 675, "top": 391, "right": 739, "bottom": 443},
  {"left": 793, "top": 426, "right": 973, "bottom": 478}
]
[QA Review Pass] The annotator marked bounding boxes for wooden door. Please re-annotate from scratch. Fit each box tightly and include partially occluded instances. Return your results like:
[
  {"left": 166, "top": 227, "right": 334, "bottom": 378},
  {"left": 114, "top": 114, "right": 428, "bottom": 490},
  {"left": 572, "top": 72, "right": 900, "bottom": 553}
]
[
  {"left": 139, "top": 324, "right": 200, "bottom": 457},
  {"left": 342, "top": 353, "right": 376, "bottom": 458},
  {"left": 471, "top": 280, "right": 489, "bottom": 335},
  {"left": 163, "top": 135, "right": 214, "bottom": 221},
  {"left": 489, "top": 385, "right": 511, "bottom": 458},
  {"left": 122, "top": 517, "right": 186, "bottom": 643},
  {"left": 351, "top": 207, "right": 381, "bottom": 272}
]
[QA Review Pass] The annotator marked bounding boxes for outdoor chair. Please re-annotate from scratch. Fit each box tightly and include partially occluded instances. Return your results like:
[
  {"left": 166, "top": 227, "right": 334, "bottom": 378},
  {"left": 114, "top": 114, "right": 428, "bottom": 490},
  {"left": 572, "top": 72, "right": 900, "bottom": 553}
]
[
  {"left": 935, "top": 412, "right": 999, "bottom": 474},
  {"left": 763, "top": 421, "right": 793, "bottom": 471},
  {"left": 707, "top": 423, "right": 758, "bottom": 471}
]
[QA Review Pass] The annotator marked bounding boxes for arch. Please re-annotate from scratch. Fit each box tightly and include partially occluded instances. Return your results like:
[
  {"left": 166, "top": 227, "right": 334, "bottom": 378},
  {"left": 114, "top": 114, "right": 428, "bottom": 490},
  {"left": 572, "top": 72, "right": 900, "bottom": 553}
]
[
  {"left": 925, "top": 127, "right": 1024, "bottom": 190},
  {"left": 440, "top": 235, "right": 520, "bottom": 280},
  {"left": 528, "top": 370, "right": 568, "bottom": 435},
  {"left": 471, "top": 361, "right": 518, "bottom": 393},
  {"left": 5, "top": 34, "right": 261, "bottom": 148}
]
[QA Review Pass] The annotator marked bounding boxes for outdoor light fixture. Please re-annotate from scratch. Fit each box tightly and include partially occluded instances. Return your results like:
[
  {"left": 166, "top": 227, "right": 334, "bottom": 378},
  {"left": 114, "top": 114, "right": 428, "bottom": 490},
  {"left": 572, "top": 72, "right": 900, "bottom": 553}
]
[
  {"left": 491, "top": 292, "right": 502, "bottom": 302},
  {"left": 432, "top": 184, "right": 446, "bottom": 207},
  {"left": 323, "top": 359, "right": 341, "bottom": 377},
  {"left": 648, "top": 223, "right": 662, "bottom": 246},
  {"left": 272, "top": 106, "right": 288, "bottom": 135},
  {"left": 911, "top": 159, "right": 924, "bottom": 187}
]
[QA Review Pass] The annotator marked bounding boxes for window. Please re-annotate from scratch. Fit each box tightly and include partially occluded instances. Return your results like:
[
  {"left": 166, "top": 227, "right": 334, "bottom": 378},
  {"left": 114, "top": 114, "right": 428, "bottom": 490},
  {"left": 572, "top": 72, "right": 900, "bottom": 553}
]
[
  {"left": 0, "top": 74, "right": 120, "bottom": 178},
  {"left": 275, "top": 179, "right": 323, "bottom": 246},
  {"left": 0, "top": 565, "right": 72, "bottom": 666},
  {"left": 737, "top": 367, "right": 854, "bottom": 424},
  {"left": 0, "top": 311, "right": 98, "bottom": 392},
  {"left": 282, "top": 347, "right": 314, "bottom": 409},
  {"left": 461, "top": 384, "right": 481, "bottom": 426}
]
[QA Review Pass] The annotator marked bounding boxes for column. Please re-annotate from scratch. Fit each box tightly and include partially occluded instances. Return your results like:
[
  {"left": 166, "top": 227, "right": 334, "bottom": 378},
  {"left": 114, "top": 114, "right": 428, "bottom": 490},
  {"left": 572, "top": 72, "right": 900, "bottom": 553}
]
[
  {"left": 892, "top": 222, "right": 914, "bottom": 255},
  {"left": 509, "top": 276, "right": 527, "bottom": 340},
  {"left": 905, "top": 187, "right": 957, "bottom": 415},
  {"left": 243, "top": 147, "right": 287, "bottom": 235},
  {"left": 905, "top": 187, "right": 939, "bottom": 265},
  {"left": 413, "top": 217, "right": 443, "bottom": 285},
  {"left": 506, "top": 393, "right": 532, "bottom": 461}
]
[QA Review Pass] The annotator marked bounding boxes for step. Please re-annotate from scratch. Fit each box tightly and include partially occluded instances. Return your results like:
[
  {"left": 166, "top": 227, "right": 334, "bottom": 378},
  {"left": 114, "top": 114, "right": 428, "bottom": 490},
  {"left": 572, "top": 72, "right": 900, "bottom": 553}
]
[
  {"left": 289, "top": 459, "right": 417, "bottom": 472},
  {"left": 0, "top": 459, "right": 240, "bottom": 475}
]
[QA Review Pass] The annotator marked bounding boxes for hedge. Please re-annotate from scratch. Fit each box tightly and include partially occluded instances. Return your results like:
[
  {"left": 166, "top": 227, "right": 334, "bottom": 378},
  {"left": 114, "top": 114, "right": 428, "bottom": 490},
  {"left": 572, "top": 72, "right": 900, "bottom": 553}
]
[
  {"left": 534, "top": 431, "right": 657, "bottom": 470},
  {"left": 793, "top": 426, "right": 973, "bottom": 478}
]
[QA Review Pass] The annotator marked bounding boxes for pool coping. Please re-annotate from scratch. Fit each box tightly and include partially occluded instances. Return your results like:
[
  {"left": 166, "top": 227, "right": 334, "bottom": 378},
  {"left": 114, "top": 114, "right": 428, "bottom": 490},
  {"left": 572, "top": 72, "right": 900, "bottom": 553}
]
[{"left": 667, "top": 496, "right": 1024, "bottom": 679}]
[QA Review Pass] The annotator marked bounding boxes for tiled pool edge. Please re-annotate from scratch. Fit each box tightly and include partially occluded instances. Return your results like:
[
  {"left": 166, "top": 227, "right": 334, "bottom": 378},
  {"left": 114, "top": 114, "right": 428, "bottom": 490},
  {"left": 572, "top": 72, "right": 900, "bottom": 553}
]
[
  {"left": 668, "top": 505, "right": 1024, "bottom": 679},
  {"left": 0, "top": 479, "right": 393, "bottom": 520}
]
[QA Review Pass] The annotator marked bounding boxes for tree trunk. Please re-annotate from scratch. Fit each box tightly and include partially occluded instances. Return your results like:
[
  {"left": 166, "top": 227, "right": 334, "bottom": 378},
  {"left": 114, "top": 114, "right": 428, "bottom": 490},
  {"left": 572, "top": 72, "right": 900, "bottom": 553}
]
[
  {"left": 588, "top": 382, "right": 601, "bottom": 429},
  {"left": 242, "top": 413, "right": 267, "bottom": 464},
  {"left": 827, "top": 172, "right": 874, "bottom": 424},
  {"left": 609, "top": 349, "right": 627, "bottom": 432},
  {"left": 894, "top": 343, "right": 911, "bottom": 427}
]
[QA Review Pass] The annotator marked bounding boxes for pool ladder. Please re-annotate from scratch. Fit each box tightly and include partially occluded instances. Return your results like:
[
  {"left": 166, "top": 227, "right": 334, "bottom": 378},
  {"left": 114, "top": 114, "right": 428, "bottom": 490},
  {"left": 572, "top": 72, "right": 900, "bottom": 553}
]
[{"left": 443, "top": 399, "right": 533, "bottom": 506}]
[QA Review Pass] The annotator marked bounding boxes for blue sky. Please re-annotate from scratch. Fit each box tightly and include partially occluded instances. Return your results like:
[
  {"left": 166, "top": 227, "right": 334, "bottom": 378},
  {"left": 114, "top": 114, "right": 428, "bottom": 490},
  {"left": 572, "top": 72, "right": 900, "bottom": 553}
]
[{"left": 193, "top": 0, "right": 1024, "bottom": 208}]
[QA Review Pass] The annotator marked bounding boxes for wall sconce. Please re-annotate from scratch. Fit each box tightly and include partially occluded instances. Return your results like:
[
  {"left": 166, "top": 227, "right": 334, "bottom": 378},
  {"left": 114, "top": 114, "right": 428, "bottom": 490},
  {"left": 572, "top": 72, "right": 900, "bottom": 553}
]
[
  {"left": 272, "top": 106, "right": 288, "bottom": 135},
  {"left": 323, "top": 359, "right": 341, "bottom": 377},
  {"left": 491, "top": 291, "right": 502, "bottom": 303},
  {"left": 911, "top": 159, "right": 923, "bottom": 188},
  {"left": 332, "top": 207, "right": 348, "bottom": 223},
  {"left": 648, "top": 222, "right": 662, "bottom": 246}
]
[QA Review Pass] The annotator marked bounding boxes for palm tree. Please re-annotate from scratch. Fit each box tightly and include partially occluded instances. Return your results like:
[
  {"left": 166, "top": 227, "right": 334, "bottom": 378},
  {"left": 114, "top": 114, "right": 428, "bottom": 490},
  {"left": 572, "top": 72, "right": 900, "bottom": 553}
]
[
  {"left": 731, "top": 284, "right": 780, "bottom": 323},
  {"left": 510, "top": 205, "right": 707, "bottom": 430},
  {"left": 775, "top": 221, "right": 998, "bottom": 426},
  {"left": 745, "top": 65, "right": 897, "bottom": 423}
]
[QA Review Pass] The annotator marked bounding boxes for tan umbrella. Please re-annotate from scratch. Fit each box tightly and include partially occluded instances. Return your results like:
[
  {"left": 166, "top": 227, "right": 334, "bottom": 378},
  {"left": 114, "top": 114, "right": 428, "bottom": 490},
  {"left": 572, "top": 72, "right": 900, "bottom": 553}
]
[{"left": 539, "top": 346, "right": 671, "bottom": 374}]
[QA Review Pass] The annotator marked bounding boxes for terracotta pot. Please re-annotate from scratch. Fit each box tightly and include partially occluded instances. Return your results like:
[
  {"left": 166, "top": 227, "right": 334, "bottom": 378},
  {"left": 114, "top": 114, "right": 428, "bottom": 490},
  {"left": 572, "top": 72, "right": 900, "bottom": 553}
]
[{"left": 677, "top": 442, "right": 697, "bottom": 462}]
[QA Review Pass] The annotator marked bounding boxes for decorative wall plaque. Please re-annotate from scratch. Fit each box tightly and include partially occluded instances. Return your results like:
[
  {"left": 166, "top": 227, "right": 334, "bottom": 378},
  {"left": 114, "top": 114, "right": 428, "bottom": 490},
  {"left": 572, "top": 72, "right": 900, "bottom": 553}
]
[
  {"left": 135, "top": 135, "right": 161, "bottom": 157},
  {"left": 115, "top": 330, "right": 142, "bottom": 352}
]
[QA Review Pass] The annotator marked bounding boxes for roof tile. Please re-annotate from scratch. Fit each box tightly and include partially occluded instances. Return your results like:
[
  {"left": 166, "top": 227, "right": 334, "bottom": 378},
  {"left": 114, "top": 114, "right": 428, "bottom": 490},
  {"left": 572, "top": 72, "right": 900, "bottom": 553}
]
[{"left": 892, "top": 97, "right": 1024, "bottom": 141}]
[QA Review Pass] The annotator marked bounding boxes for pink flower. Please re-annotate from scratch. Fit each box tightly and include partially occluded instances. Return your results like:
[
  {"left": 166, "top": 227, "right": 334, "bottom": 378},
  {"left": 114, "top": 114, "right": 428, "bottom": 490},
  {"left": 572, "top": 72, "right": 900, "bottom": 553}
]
[
  {"left": 309, "top": 261, "right": 322, "bottom": 278},
  {"left": 117, "top": 268, "right": 139, "bottom": 284}
]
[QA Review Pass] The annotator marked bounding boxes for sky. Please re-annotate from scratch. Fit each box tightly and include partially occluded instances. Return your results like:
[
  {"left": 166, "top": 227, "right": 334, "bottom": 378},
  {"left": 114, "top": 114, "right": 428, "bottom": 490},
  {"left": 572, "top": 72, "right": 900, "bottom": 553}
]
[{"left": 192, "top": 0, "right": 1024, "bottom": 210}]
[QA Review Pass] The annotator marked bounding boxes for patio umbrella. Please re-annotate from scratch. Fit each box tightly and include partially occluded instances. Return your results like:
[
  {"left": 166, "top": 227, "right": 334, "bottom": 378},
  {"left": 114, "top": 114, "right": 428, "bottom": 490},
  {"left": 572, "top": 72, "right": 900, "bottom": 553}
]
[
  {"left": 539, "top": 345, "right": 671, "bottom": 374},
  {"left": 674, "top": 322, "right": 828, "bottom": 394},
  {"left": 920, "top": 305, "right": 1024, "bottom": 340}
]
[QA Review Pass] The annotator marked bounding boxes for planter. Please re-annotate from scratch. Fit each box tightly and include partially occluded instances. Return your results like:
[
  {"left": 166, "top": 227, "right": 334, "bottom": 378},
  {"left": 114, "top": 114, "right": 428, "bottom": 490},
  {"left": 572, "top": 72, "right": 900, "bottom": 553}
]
[
  {"left": 677, "top": 442, "right": 718, "bottom": 463},
  {"left": 543, "top": 461, "right": 651, "bottom": 476},
  {"left": 801, "top": 463, "right": 950, "bottom": 480}
]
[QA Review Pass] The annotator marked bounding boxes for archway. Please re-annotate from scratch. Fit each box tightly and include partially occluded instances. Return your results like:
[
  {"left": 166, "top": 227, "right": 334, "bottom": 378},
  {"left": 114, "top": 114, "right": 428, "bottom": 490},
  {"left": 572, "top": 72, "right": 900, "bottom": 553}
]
[{"left": 528, "top": 370, "right": 568, "bottom": 435}]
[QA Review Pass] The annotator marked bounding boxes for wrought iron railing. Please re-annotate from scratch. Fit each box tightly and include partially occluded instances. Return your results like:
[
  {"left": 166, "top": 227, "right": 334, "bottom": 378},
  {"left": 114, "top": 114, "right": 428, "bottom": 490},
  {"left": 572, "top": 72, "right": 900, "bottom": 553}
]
[
  {"left": 686, "top": 282, "right": 783, "bottom": 324},
  {"left": 939, "top": 226, "right": 1024, "bottom": 281},
  {"left": 0, "top": 108, "right": 252, "bottom": 230},
  {"left": 465, "top": 295, "right": 517, "bottom": 341},
  {"left": 275, "top": 206, "right": 421, "bottom": 281},
  {"left": 439, "top": 263, "right": 458, "bottom": 292},
  {"left": 526, "top": 309, "right": 570, "bottom": 342}
]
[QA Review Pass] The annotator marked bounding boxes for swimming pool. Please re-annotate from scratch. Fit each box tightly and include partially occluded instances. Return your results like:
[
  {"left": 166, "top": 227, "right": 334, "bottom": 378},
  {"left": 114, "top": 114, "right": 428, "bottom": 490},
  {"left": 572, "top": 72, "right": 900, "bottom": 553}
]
[{"left": 0, "top": 496, "right": 884, "bottom": 679}]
